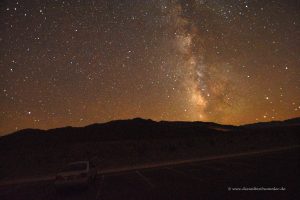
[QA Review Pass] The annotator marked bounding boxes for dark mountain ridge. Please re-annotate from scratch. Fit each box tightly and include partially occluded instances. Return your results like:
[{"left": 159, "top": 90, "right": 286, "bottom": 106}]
[
  {"left": 1, "top": 117, "right": 299, "bottom": 146},
  {"left": 0, "top": 117, "right": 299, "bottom": 180}
]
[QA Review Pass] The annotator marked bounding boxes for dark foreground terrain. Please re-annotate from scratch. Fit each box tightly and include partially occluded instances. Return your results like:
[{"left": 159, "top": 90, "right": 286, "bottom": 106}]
[
  {"left": 0, "top": 147, "right": 299, "bottom": 200},
  {"left": 1, "top": 118, "right": 299, "bottom": 180}
]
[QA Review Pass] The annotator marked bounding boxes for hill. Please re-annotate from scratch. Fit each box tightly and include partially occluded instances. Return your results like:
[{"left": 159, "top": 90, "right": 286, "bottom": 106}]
[{"left": 0, "top": 117, "right": 299, "bottom": 180}]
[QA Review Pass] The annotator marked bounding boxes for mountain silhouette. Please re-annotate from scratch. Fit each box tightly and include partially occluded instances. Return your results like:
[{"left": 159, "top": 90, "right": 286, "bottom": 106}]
[
  {"left": 0, "top": 117, "right": 299, "bottom": 180},
  {"left": 1, "top": 117, "right": 299, "bottom": 146}
]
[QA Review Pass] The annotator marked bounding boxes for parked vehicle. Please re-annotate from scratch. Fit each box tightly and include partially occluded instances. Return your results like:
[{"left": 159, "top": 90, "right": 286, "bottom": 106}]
[{"left": 55, "top": 161, "right": 97, "bottom": 188}]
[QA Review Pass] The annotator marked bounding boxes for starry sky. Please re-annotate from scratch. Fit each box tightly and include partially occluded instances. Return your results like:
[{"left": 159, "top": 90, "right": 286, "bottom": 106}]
[{"left": 1, "top": 0, "right": 299, "bottom": 136}]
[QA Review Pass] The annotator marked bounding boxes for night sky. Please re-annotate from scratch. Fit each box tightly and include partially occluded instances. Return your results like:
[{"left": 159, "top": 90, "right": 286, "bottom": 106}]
[{"left": 1, "top": 0, "right": 299, "bottom": 136}]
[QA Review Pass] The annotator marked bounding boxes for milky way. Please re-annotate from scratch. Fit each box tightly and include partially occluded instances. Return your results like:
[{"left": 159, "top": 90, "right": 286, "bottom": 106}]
[
  {"left": 171, "top": 0, "right": 238, "bottom": 122},
  {"left": 0, "top": 0, "right": 299, "bottom": 135}
]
